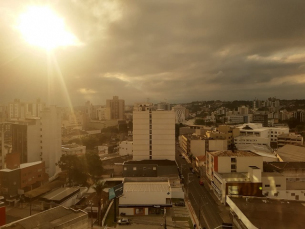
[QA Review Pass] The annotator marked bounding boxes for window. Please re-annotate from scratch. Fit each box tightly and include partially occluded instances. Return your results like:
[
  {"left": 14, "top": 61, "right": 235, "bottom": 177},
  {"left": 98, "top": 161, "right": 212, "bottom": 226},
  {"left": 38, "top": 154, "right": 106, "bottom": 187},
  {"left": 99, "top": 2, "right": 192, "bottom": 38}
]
[
  {"left": 291, "top": 193, "right": 295, "bottom": 196},
  {"left": 124, "top": 167, "right": 127, "bottom": 171},
  {"left": 153, "top": 167, "right": 157, "bottom": 170},
  {"left": 265, "top": 184, "right": 270, "bottom": 187},
  {"left": 231, "top": 158, "right": 236, "bottom": 163},
  {"left": 133, "top": 167, "right": 137, "bottom": 170},
  {"left": 231, "top": 164, "right": 236, "bottom": 169},
  {"left": 276, "top": 184, "right": 281, "bottom": 187}
]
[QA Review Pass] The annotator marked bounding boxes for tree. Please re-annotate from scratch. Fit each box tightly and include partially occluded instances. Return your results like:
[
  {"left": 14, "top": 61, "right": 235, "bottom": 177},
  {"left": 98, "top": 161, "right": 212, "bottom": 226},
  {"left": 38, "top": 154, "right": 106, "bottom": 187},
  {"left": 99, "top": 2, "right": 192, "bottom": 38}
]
[
  {"left": 85, "top": 152, "right": 103, "bottom": 183},
  {"left": 94, "top": 180, "right": 106, "bottom": 225}
]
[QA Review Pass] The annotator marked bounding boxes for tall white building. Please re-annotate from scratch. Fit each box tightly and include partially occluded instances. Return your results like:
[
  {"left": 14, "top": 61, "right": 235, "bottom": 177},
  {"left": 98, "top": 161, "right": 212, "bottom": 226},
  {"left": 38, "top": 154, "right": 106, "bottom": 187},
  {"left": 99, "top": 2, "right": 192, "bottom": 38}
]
[{"left": 133, "top": 103, "right": 175, "bottom": 160}]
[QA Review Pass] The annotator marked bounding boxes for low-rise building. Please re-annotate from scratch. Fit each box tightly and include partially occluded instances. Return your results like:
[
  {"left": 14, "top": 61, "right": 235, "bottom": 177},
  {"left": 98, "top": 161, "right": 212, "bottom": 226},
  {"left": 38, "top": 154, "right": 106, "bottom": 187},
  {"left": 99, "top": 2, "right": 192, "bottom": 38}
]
[
  {"left": 118, "top": 177, "right": 172, "bottom": 216},
  {"left": 1, "top": 206, "right": 88, "bottom": 229},
  {"left": 118, "top": 141, "right": 133, "bottom": 156},
  {"left": 206, "top": 150, "right": 263, "bottom": 181},
  {"left": 277, "top": 133, "right": 304, "bottom": 148},
  {"left": 61, "top": 144, "right": 86, "bottom": 156},
  {"left": 212, "top": 166, "right": 263, "bottom": 204},
  {"left": 0, "top": 161, "right": 47, "bottom": 199}
]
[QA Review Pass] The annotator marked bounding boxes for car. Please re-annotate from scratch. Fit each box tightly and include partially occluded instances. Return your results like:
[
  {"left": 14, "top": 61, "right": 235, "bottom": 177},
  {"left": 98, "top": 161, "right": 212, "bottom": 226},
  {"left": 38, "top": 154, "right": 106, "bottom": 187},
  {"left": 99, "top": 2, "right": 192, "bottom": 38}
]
[
  {"left": 175, "top": 201, "right": 185, "bottom": 206},
  {"left": 118, "top": 218, "right": 130, "bottom": 225}
]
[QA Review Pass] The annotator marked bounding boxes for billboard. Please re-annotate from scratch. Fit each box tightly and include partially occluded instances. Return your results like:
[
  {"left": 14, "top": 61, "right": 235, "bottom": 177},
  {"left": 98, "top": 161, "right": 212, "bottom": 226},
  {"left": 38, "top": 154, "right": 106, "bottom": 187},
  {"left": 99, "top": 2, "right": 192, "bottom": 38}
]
[{"left": 109, "top": 183, "right": 124, "bottom": 200}]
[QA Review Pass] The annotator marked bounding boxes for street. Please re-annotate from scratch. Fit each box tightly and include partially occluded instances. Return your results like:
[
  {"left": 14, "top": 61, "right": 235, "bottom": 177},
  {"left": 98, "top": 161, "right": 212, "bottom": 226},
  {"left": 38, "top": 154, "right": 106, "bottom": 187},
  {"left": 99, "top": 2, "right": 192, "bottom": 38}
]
[{"left": 176, "top": 144, "right": 231, "bottom": 229}]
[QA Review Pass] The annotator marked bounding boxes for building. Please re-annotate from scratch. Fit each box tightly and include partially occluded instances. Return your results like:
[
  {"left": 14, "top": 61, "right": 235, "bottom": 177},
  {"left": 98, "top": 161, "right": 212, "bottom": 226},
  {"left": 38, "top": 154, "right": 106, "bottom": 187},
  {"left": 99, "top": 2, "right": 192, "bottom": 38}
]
[
  {"left": 133, "top": 104, "right": 175, "bottom": 160},
  {"left": 62, "top": 144, "right": 86, "bottom": 156},
  {"left": 227, "top": 196, "right": 305, "bottom": 229},
  {"left": 234, "top": 135, "right": 270, "bottom": 147},
  {"left": 106, "top": 96, "right": 125, "bottom": 120},
  {"left": 118, "top": 141, "right": 133, "bottom": 156},
  {"left": 172, "top": 105, "right": 186, "bottom": 124},
  {"left": 206, "top": 125, "right": 240, "bottom": 149},
  {"left": 237, "top": 106, "right": 249, "bottom": 115},
  {"left": 206, "top": 150, "right": 263, "bottom": 181},
  {"left": 253, "top": 114, "right": 268, "bottom": 127},
  {"left": 8, "top": 99, "right": 45, "bottom": 121},
  {"left": 237, "top": 123, "right": 289, "bottom": 149},
  {"left": 179, "top": 134, "right": 227, "bottom": 156},
  {"left": 118, "top": 177, "right": 172, "bottom": 216},
  {"left": 293, "top": 109, "right": 305, "bottom": 122},
  {"left": 0, "top": 161, "right": 47, "bottom": 199},
  {"left": 157, "top": 102, "right": 171, "bottom": 111},
  {"left": 11, "top": 106, "right": 62, "bottom": 178},
  {"left": 277, "top": 133, "right": 304, "bottom": 148},
  {"left": 276, "top": 145, "right": 305, "bottom": 162},
  {"left": 1, "top": 206, "right": 88, "bottom": 229},
  {"left": 235, "top": 144, "right": 277, "bottom": 162},
  {"left": 262, "top": 162, "right": 305, "bottom": 201},
  {"left": 212, "top": 166, "right": 263, "bottom": 204}
]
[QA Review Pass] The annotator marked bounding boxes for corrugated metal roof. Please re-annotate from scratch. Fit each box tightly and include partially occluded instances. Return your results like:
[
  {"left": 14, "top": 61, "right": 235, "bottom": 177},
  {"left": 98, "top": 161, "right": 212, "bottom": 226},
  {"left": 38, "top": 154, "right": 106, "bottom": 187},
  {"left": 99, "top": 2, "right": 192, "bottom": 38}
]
[{"left": 124, "top": 182, "right": 169, "bottom": 192}]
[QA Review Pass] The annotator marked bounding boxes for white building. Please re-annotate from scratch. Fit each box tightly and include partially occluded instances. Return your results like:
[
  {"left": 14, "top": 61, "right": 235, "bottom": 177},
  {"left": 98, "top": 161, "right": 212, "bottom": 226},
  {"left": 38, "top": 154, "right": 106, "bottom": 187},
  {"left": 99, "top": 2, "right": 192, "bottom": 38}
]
[
  {"left": 133, "top": 105, "right": 175, "bottom": 161},
  {"left": 237, "top": 123, "right": 289, "bottom": 148},
  {"left": 206, "top": 150, "right": 263, "bottom": 181},
  {"left": 119, "top": 177, "right": 172, "bottom": 216},
  {"left": 119, "top": 141, "right": 133, "bottom": 156},
  {"left": 234, "top": 135, "right": 270, "bottom": 147}
]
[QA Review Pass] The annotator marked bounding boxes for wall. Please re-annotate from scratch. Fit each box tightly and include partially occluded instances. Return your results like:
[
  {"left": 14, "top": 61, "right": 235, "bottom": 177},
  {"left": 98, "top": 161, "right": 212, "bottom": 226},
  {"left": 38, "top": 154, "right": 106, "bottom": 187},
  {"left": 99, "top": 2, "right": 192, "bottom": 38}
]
[
  {"left": 190, "top": 140, "right": 205, "bottom": 156},
  {"left": 236, "top": 157, "right": 263, "bottom": 172},
  {"left": 208, "top": 140, "right": 227, "bottom": 151}
]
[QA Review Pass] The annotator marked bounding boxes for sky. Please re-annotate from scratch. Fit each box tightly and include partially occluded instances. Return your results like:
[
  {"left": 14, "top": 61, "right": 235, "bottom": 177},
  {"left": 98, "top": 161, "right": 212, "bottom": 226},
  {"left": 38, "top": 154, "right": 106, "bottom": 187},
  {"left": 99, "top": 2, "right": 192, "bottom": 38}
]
[{"left": 1, "top": 0, "right": 305, "bottom": 107}]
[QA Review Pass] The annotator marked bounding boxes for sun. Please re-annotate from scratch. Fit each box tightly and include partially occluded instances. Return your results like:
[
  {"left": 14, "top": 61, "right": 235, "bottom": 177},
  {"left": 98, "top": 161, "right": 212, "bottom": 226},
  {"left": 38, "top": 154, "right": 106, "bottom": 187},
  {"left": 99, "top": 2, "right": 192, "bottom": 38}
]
[{"left": 17, "top": 6, "right": 79, "bottom": 49}]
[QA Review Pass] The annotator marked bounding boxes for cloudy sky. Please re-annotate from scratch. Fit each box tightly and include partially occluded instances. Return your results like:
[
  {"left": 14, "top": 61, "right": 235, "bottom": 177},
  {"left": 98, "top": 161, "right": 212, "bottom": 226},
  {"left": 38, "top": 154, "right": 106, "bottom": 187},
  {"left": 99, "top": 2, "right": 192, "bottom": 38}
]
[{"left": 1, "top": 0, "right": 305, "bottom": 106}]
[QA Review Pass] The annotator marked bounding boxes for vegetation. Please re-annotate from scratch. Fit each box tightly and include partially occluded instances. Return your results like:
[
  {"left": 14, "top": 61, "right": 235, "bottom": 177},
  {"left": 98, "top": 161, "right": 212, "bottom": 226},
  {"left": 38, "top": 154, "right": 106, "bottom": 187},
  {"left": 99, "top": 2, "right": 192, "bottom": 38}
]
[{"left": 56, "top": 152, "right": 103, "bottom": 186}]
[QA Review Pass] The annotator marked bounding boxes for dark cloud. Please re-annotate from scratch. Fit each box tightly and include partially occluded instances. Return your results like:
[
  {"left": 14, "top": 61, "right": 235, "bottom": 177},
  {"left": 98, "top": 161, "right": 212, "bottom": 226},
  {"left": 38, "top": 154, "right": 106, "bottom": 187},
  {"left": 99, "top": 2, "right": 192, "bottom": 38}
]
[{"left": 0, "top": 0, "right": 305, "bottom": 106}]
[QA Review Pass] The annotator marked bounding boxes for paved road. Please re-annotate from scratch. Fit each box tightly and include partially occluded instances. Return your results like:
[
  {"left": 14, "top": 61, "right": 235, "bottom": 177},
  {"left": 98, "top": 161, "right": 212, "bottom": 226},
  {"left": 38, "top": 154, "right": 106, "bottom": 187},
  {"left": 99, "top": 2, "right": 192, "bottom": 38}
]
[{"left": 176, "top": 144, "right": 229, "bottom": 229}]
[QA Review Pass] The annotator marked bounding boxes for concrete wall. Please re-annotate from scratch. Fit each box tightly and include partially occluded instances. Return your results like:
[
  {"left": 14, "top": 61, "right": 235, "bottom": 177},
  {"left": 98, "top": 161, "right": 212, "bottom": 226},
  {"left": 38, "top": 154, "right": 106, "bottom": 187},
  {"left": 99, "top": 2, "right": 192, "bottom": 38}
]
[
  {"left": 190, "top": 140, "right": 205, "bottom": 156},
  {"left": 236, "top": 157, "right": 263, "bottom": 172}
]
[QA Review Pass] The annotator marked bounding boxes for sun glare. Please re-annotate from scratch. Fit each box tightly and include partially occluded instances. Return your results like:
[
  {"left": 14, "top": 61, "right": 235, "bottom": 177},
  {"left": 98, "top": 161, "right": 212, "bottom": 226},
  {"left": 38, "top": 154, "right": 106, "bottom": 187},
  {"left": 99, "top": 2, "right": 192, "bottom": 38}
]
[{"left": 17, "top": 6, "right": 79, "bottom": 49}]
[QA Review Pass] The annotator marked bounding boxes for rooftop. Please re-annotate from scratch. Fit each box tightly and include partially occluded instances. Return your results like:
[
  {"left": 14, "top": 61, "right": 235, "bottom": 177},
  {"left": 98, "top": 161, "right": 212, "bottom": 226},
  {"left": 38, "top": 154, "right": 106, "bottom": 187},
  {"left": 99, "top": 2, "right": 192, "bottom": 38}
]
[
  {"left": 228, "top": 196, "right": 305, "bottom": 229},
  {"left": 263, "top": 162, "right": 305, "bottom": 173},
  {"left": 124, "top": 182, "right": 169, "bottom": 193},
  {"left": 124, "top": 160, "right": 176, "bottom": 166},
  {"left": 208, "top": 150, "right": 260, "bottom": 157},
  {"left": 41, "top": 187, "right": 80, "bottom": 203},
  {"left": 1, "top": 206, "right": 87, "bottom": 229},
  {"left": 276, "top": 145, "right": 305, "bottom": 162}
]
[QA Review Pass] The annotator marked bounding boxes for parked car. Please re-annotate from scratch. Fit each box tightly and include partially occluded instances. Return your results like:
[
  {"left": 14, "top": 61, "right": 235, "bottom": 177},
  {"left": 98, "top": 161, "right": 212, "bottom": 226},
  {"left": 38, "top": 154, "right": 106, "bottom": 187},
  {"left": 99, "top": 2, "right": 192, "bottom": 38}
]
[
  {"left": 175, "top": 201, "right": 185, "bottom": 206},
  {"left": 118, "top": 218, "right": 130, "bottom": 225}
]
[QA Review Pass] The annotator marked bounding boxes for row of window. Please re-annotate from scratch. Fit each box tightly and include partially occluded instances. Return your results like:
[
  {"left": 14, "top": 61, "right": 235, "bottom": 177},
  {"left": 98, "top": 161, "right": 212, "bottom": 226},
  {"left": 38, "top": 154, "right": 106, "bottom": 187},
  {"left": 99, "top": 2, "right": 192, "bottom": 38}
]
[
  {"left": 124, "top": 167, "right": 157, "bottom": 171},
  {"left": 264, "top": 184, "right": 281, "bottom": 187}
]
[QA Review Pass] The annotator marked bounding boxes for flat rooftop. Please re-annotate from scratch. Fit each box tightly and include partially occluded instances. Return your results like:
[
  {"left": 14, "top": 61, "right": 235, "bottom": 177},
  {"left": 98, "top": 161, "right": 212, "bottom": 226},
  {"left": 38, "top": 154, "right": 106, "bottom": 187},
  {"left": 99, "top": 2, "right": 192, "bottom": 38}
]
[
  {"left": 41, "top": 187, "right": 80, "bottom": 203},
  {"left": 228, "top": 196, "right": 305, "bottom": 229},
  {"left": 208, "top": 150, "right": 259, "bottom": 157}
]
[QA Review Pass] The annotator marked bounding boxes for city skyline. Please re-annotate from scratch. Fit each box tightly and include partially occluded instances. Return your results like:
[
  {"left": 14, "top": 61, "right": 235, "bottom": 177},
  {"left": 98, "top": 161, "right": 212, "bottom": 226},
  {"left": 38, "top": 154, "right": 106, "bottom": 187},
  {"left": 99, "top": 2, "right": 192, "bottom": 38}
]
[{"left": 1, "top": 1, "right": 305, "bottom": 107}]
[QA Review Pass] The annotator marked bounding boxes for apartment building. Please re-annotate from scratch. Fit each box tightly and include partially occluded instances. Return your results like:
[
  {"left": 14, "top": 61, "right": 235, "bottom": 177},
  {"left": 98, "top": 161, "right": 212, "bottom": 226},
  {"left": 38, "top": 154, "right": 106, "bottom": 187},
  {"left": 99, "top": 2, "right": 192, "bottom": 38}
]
[
  {"left": 133, "top": 103, "right": 175, "bottom": 160},
  {"left": 11, "top": 106, "right": 62, "bottom": 178},
  {"left": 179, "top": 134, "right": 227, "bottom": 156},
  {"left": 8, "top": 99, "right": 45, "bottom": 121},
  {"left": 106, "top": 96, "right": 125, "bottom": 120},
  {"left": 172, "top": 105, "right": 186, "bottom": 124},
  {"left": 206, "top": 125, "right": 240, "bottom": 149}
]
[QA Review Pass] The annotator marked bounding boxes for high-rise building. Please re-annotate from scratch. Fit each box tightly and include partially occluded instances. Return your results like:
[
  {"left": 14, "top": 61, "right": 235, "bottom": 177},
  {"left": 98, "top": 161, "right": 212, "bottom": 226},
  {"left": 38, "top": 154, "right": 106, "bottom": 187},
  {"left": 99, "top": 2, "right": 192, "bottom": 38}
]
[
  {"left": 172, "top": 105, "right": 186, "bottom": 124},
  {"left": 11, "top": 106, "right": 62, "bottom": 178},
  {"left": 8, "top": 99, "right": 45, "bottom": 121},
  {"left": 133, "top": 103, "right": 175, "bottom": 160},
  {"left": 106, "top": 96, "right": 125, "bottom": 120}
]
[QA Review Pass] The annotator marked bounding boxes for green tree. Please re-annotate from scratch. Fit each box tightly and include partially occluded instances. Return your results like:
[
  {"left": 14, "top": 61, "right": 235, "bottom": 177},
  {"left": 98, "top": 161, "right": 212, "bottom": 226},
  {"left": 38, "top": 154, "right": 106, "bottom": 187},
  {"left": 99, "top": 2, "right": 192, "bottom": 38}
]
[
  {"left": 94, "top": 180, "right": 106, "bottom": 225},
  {"left": 85, "top": 152, "right": 103, "bottom": 182}
]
